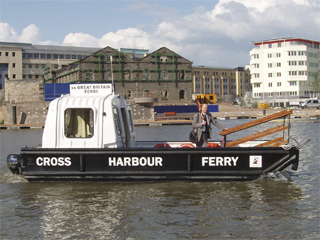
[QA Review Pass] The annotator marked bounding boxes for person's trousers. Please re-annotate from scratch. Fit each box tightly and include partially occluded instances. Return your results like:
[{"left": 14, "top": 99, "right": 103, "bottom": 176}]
[{"left": 197, "top": 132, "right": 209, "bottom": 147}]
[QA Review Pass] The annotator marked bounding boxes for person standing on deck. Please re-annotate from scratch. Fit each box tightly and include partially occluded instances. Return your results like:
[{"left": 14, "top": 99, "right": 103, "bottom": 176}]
[{"left": 192, "top": 103, "right": 228, "bottom": 147}]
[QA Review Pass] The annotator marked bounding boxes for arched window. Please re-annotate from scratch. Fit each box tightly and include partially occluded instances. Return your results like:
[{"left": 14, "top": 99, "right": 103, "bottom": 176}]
[
  {"left": 125, "top": 90, "right": 132, "bottom": 99},
  {"left": 161, "top": 89, "right": 168, "bottom": 100},
  {"left": 143, "top": 69, "right": 149, "bottom": 80},
  {"left": 179, "top": 90, "right": 185, "bottom": 100},
  {"left": 124, "top": 69, "right": 131, "bottom": 80},
  {"left": 105, "top": 69, "right": 111, "bottom": 80},
  {"left": 160, "top": 69, "right": 167, "bottom": 80}
]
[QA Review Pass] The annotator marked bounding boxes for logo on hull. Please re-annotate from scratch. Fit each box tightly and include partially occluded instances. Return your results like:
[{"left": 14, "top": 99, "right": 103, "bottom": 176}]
[{"left": 250, "top": 156, "right": 262, "bottom": 168}]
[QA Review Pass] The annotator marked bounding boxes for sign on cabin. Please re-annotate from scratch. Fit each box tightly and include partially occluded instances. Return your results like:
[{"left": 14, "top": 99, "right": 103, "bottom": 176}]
[{"left": 70, "top": 84, "right": 113, "bottom": 96}]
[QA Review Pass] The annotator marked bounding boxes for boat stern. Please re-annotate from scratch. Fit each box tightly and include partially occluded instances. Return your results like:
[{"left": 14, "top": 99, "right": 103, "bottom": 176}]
[{"left": 7, "top": 154, "right": 22, "bottom": 174}]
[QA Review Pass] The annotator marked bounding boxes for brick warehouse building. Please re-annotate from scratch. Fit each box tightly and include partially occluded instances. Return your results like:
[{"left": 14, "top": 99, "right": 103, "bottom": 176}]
[{"left": 51, "top": 46, "right": 193, "bottom": 104}]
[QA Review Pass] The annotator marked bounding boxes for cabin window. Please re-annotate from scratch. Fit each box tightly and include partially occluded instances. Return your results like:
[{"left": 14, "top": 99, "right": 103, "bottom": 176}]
[
  {"left": 113, "top": 107, "right": 122, "bottom": 136},
  {"left": 64, "top": 108, "right": 94, "bottom": 138}
]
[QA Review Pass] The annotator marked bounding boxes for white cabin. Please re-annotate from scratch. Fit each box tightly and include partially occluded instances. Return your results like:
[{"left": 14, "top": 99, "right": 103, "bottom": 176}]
[{"left": 42, "top": 83, "right": 136, "bottom": 148}]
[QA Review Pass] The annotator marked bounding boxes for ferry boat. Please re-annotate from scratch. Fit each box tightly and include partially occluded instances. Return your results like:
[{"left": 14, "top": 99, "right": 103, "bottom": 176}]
[{"left": 7, "top": 83, "right": 309, "bottom": 181}]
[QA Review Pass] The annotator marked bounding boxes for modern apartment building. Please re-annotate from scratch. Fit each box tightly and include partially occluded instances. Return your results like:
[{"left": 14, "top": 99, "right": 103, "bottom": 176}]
[
  {"left": 0, "top": 42, "right": 100, "bottom": 89},
  {"left": 250, "top": 37, "right": 320, "bottom": 101},
  {"left": 192, "top": 66, "right": 251, "bottom": 101}
]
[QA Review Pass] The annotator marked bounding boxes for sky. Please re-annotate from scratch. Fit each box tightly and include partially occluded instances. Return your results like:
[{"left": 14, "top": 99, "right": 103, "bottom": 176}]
[{"left": 0, "top": 0, "right": 319, "bottom": 68}]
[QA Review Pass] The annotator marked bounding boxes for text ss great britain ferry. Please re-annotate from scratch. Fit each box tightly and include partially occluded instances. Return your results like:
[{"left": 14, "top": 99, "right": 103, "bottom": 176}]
[{"left": 7, "top": 84, "right": 309, "bottom": 181}]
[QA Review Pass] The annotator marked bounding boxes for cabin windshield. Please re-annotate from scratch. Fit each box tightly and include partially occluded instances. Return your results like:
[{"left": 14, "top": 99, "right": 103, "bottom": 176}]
[
  {"left": 127, "top": 109, "right": 134, "bottom": 132},
  {"left": 113, "top": 107, "right": 122, "bottom": 136},
  {"left": 64, "top": 108, "right": 94, "bottom": 138}
]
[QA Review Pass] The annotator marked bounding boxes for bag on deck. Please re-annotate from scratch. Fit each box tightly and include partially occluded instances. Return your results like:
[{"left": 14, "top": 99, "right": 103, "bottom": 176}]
[
  {"left": 189, "top": 130, "right": 197, "bottom": 143},
  {"left": 189, "top": 113, "right": 199, "bottom": 143}
]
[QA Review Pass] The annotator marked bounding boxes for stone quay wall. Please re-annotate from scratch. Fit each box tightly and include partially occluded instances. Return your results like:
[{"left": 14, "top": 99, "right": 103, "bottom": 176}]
[{"left": 2, "top": 101, "right": 49, "bottom": 125}]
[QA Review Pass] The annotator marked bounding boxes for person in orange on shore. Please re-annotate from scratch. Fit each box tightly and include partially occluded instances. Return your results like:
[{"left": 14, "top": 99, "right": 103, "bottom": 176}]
[{"left": 192, "top": 104, "right": 228, "bottom": 147}]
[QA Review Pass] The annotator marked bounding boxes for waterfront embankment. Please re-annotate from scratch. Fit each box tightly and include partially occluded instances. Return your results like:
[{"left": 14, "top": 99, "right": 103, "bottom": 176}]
[{"left": 1, "top": 103, "right": 319, "bottom": 129}]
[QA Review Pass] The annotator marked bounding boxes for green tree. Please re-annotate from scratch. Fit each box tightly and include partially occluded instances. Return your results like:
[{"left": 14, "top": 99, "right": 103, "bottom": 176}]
[{"left": 309, "top": 72, "right": 320, "bottom": 93}]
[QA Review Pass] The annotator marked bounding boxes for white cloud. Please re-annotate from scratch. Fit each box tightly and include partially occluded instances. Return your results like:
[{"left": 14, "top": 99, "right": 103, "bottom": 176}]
[
  {"left": 63, "top": 33, "right": 100, "bottom": 47},
  {"left": 1, "top": 0, "right": 319, "bottom": 67},
  {"left": 19, "top": 24, "right": 41, "bottom": 43},
  {"left": 0, "top": 22, "right": 58, "bottom": 45},
  {"left": 0, "top": 22, "right": 19, "bottom": 42}
]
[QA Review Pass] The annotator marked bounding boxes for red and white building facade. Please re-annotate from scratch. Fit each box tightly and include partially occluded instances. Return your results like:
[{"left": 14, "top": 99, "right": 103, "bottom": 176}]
[{"left": 250, "top": 38, "right": 319, "bottom": 101}]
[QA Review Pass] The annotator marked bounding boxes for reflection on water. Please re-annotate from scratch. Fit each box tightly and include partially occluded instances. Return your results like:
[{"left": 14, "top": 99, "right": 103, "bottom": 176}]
[
  {"left": 2, "top": 179, "right": 304, "bottom": 239},
  {"left": 1, "top": 120, "right": 319, "bottom": 239}
]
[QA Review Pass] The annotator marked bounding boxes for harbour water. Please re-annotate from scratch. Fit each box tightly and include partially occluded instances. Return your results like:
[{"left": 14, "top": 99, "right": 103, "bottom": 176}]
[{"left": 0, "top": 120, "right": 319, "bottom": 239}]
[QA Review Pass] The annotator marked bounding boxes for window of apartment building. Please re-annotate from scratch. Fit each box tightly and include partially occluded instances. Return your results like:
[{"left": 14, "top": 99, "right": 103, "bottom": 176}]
[
  {"left": 66, "top": 55, "right": 71, "bottom": 59},
  {"left": 40, "top": 54, "right": 45, "bottom": 59},
  {"left": 35, "top": 64, "right": 39, "bottom": 68},
  {"left": 298, "top": 51, "right": 306, "bottom": 56},
  {"left": 298, "top": 61, "right": 306, "bottom": 66},
  {"left": 12, "top": 63, "right": 15, "bottom": 68},
  {"left": 35, "top": 75, "right": 39, "bottom": 79},
  {"left": 5, "top": 52, "right": 9, "bottom": 56},
  {"left": 289, "top": 81, "right": 297, "bottom": 86},
  {"left": 12, "top": 74, "right": 16, "bottom": 79},
  {"left": 34, "top": 53, "right": 39, "bottom": 58},
  {"left": 288, "top": 61, "right": 297, "bottom": 66},
  {"left": 22, "top": 63, "right": 25, "bottom": 68},
  {"left": 289, "top": 71, "right": 297, "bottom": 76},
  {"left": 268, "top": 63, "right": 272, "bottom": 68},
  {"left": 23, "top": 75, "right": 26, "bottom": 79},
  {"left": 288, "top": 51, "right": 296, "bottom": 56},
  {"left": 253, "top": 54, "right": 259, "bottom": 59},
  {"left": 47, "top": 54, "right": 52, "bottom": 59},
  {"left": 276, "top": 53, "right": 281, "bottom": 57},
  {"left": 27, "top": 53, "right": 33, "bottom": 58},
  {"left": 277, "top": 72, "right": 281, "bottom": 77},
  {"left": 299, "top": 71, "right": 307, "bottom": 76},
  {"left": 72, "top": 55, "right": 77, "bottom": 59},
  {"left": 28, "top": 64, "right": 32, "bottom": 68},
  {"left": 254, "top": 83, "right": 261, "bottom": 88},
  {"left": 59, "top": 54, "right": 64, "bottom": 59},
  {"left": 278, "top": 43, "right": 281, "bottom": 47},
  {"left": 268, "top": 92, "right": 273, "bottom": 97},
  {"left": 29, "top": 75, "right": 32, "bottom": 79},
  {"left": 277, "top": 62, "right": 281, "bottom": 67},
  {"left": 268, "top": 73, "right": 273, "bottom": 77},
  {"left": 268, "top": 44, "right": 272, "bottom": 48},
  {"left": 42, "top": 64, "right": 45, "bottom": 68},
  {"left": 12, "top": 52, "right": 15, "bottom": 57},
  {"left": 268, "top": 53, "right": 272, "bottom": 58},
  {"left": 277, "top": 82, "right": 281, "bottom": 87},
  {"left": 53, "top": 54, "right": 58, "bottom": 59},
  {"left": 268, "top": 83, "right": 272, "bottom": 87}
]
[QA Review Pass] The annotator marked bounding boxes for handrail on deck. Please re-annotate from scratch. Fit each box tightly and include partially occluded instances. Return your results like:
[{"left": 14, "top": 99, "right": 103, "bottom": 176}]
[{"left": 219, "top": 109, "right": 292, "bottom": 147}]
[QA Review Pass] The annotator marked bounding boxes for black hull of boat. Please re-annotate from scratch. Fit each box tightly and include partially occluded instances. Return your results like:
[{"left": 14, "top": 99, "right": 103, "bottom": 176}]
[{"left": 11, "top": 146, "right": 299, "bottom": 181}]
